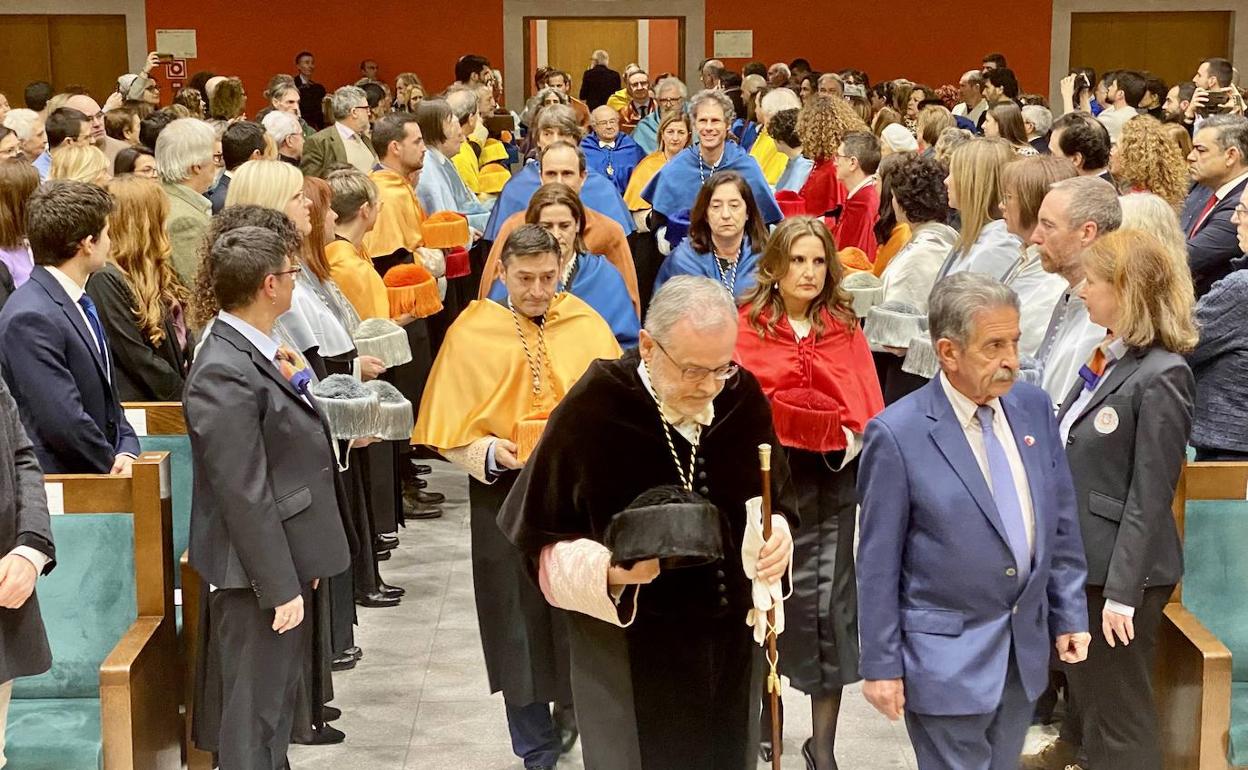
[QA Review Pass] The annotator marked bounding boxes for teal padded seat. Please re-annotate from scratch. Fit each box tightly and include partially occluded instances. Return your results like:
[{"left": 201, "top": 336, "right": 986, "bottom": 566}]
[
  {"left": 8, "top": 514, "right": 136, "bottom": 769},
  {"left": 1182, "top": 499, "right": 1248, "bottom": 765},
  {"left": 138, "top": 435, "right": 193, "bottom": 589}
]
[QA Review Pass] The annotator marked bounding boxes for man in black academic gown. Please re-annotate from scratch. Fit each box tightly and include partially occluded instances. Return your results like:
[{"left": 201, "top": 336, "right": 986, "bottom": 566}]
[{"left": 499, "top": 275, "right": 797, "bottom": 770}]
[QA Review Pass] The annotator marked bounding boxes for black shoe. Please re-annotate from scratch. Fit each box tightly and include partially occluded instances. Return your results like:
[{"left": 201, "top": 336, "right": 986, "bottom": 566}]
[
  {"left": 802, "top": 738, "right": 825, "bottom": 770},
  {"left": 415, "top": 476, "right": 428, "bottom": 489},
  {"left": 346, "top": 646, "right": 363, "bottom": 661},
  {"left": 377, "top": 532, "right": 399, "bottom": 545},
  {"left": 300, "top": 723, "right": 345, "bottom": 745},
  {"left": 322, "top": 705, "right": 342, "bottom": 722},
  {"left": 355, "top": 591, "right": 401, "bottom": 608},
  {"left": 411, "top": 463, "right": 432, "bottom": 475},
  {"left": 331, "top": 652, "right": 357, "bottom": 671},
  {"left": 375, "top": 537, "right": 398, "bottom": 552},
  {"left": 379, "top": 582, "right": 405, "bottom": 598},
  {"left": 403, "top": 502, "right": 443, "bottom": 520},
  {"left": 374, "top": 549, "right": 391, "bottom": 561},
  {"left": 760, "top": 741, "right": 774, "bottom": 763},
  {"left": 409, "top": 489, "right": 445, "bottom": 506}
]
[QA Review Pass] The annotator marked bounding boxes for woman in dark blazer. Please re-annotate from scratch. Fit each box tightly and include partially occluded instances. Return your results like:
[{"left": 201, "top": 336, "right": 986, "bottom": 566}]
[
  {"left": 85, "top": 175, "right": 193, "bottom": 402},
  {"left": 1054, "top": 228, "right": 1197, "bottom": 770}
]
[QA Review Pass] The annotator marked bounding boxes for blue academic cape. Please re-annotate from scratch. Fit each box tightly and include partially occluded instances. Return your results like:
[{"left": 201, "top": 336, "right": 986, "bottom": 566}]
[
  {"left": 731, "top": 119, "right": 761, "bottom": 152},
  {"left": 653, "top": 237, "right": 762, "bottom": 300},
  {"left": 482, "top": 162, "right": 635, "bottom": 242},
  {"left": 415, "top": 147, "right": 492, "bottom": 237},
  {"left": 488, "top": 253, "right": 640, "bottom": 348},
  {"left": 580, "top": 133, "right": 646, "bottom": 196},
  {"left": 632, "top": 112, "right": 660, "bottom": 155},
  {"left": 640, "top": 143, "right": 782, "bottom": 226}
]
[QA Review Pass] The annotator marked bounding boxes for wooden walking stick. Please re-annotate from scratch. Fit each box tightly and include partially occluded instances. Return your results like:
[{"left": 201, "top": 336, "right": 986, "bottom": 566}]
[{"left": 758, "top": 443, "right": 782, "bottom": 770}]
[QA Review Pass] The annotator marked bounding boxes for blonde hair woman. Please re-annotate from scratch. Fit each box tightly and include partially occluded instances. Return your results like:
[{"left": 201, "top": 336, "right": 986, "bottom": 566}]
[
  {"left": 1119, "top": 192, "right": 1189, "bottom": 271},
  {"left": 1058, "top": 227, "right": 1196, "bottom": 770},
  {"left": 942, "top": 137, "right": 1020, "bottom": 278},
  {"left": 916, "top": 105, "right": 955, "bottom": 154},
  {"left": 49, "top": 143, "right": 111, "bottom": 185},
  {"left": 84, "top": 175, "right": 192, "bottom": 400},
  {"left": 1111, "top": 116, "right": 1187, "bottom": 208}
]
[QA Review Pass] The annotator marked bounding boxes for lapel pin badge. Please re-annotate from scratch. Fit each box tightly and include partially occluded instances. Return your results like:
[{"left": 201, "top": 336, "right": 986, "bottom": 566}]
[{"left": 1023, "top": 435, "right": 1035, "bottom": 446}]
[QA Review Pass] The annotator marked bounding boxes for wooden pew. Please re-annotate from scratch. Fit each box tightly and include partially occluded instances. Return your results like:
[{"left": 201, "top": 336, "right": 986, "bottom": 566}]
[
  {"left": 122, "top": 402, "right": 214, "bottom": 770},
  {"left": 10, "top": 452, "right": 182, "bottom": 770},
  {"left": 1156, "top": 462, "right": 1246, "bottom": 770}
]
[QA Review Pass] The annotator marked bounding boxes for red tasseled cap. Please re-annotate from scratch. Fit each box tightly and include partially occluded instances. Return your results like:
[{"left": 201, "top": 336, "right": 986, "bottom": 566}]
[{"left": 771, "top": 388, "right": 846, "bottom": 452}]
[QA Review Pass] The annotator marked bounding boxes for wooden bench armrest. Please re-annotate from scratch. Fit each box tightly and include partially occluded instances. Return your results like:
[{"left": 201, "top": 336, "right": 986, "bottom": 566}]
[
  {"left": 100, "top": 615, "right": 182, "bottom": 770},
  {"left": 1155, "top": 603, "right": 1232, "bottom": 770}
]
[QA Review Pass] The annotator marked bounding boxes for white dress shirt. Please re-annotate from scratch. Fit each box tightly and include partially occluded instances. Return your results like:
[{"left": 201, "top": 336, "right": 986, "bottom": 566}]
[
  {"left": 939, "top": 372, "right": 1035, "bottom": 553},
  {"left": 45, "top": 266, "right": 105, "bottom": 372},
  {"left": 1001, "top": 245, "right": 1070, "bottom": 358},
  {"left": 1036, "top": 287, "right": 1107, "bottom": 405}
]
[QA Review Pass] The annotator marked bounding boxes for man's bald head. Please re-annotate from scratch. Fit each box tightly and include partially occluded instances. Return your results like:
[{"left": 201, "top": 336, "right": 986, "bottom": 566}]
[
  {"left": 591, "top": 105, "right": 621, "bottom": 142},
  {"left": 64, "top": 94, "right": 105, "bottom": 146}
]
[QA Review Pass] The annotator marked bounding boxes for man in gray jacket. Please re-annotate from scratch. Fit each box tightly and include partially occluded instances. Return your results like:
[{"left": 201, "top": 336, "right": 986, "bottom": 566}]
[{"left": 0, "top": 375, "right": 55, "bottom": 764}]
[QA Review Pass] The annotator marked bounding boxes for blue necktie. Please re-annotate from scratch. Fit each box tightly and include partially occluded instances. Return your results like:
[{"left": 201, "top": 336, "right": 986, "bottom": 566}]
[
  {"left": 77, "top": 294, "right": 110, "bottom": 376},
  {"left": 976, "top": 405, "right": 1030, "bottom": 582}
]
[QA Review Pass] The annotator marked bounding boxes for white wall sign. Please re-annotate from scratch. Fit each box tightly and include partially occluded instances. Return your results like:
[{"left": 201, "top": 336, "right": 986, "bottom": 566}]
[
  {"left": 155, "top": 29, "right": 197, "bottom": 60},
  {"left": 713, "top": 29, "right": 753, "bottom": 59}
]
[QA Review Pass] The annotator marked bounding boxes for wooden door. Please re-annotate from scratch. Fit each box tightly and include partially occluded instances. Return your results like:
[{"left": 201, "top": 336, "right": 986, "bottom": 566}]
[
  {"left": 0, "top": 15, "right": 127, "bottom": 108},
  {"left": 1069, "top": 12, "right": 1230, "bottom": 90},
  {"left": 547, "top": 19, "right": 638, "bottom": 99},
  {"left": 0, "top": 16, "right": 52, "bottom": 108},
  {"left": 48, "top": 15, "right": 129, "bottom": 105}
]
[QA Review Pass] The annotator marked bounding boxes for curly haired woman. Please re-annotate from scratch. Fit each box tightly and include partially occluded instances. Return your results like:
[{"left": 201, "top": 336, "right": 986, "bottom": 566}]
[
  {"left": 796, "top": 95, "right": 869, "bottom": 216},
  {"left": 1110, "top": 115, "right": 1187, "bottom": 209}
]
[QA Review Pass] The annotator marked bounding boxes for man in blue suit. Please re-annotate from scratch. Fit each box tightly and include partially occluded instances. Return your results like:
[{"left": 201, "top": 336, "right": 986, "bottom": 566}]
[
  {"left": 857, "top": 272, "right": 1090, "bottom": 770},
  {"left": 0, "top": 181, "right": 139, "bottom": 475}
]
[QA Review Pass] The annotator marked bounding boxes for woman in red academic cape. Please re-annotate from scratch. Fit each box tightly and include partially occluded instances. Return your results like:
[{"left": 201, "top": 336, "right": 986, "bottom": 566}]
[{"left": 734, "top": 215, "right": 884, "bottom": 770}]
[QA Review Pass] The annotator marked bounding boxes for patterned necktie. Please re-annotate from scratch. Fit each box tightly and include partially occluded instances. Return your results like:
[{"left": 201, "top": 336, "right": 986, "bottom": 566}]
[
  {"left": 275, "top": 346, "right": 312, "bottom": 394},
  {"left": 976, "top": 405, "right": 1031, "bottom": 582},
  {"left": 1077, "top": 336, "right": 1116, "bottom": 391},
  {"left": 77, "top": 294, "right": 110, "bottom": 375}
]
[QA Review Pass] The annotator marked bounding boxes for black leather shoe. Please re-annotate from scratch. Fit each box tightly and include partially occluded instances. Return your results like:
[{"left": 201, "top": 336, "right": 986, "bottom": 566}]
[
  {"left": 300, "top": 723, "right": 345, "bottom": 745},
  {"left": 411, "top": 463, "right": 432, "bottom": 475},
  {"left": 377, "top": 532, "right": 399, "bottom": 545},
  {"left": 379, "top": 582, "right": 405, "bottom": 598},
  {"left": 345, "top": 646, "right": 363, "bottom": 661},
  {"left": 374, "top": 549, "right": 391, "bottom": 561},
  {"left": 322, "top": 705, "right": 341, "bottom": 722},
  {"left": 375, "top": 537, "right": 398, "bottom": 552},
  {"left": 331, "top": 652, "right": 357, "bottom": 671},
  {"left": 410, "top": 489, "right": 445, "bottom": 506},
  {"left": 355, "top": 591, "right": 400, "bottom": 608},
  {"left": 760, "top": 741, "right": 774, "bottom": 763},
  {"left": 403, "top": 501, "right": 443, "bottom": 520}
]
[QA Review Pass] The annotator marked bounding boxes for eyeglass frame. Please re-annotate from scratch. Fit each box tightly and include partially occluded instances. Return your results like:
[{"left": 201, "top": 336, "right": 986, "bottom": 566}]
[
  {"left": 269, "top": 267, "right": 301, "bottom": 280},
  {"left": 651, "top": 336, "right": 739, "bottom": 382}
]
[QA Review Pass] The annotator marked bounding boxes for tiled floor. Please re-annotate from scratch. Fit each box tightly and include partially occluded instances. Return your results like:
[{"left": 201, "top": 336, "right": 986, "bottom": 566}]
[{"left": 288, "top": 461, "right": 922, "bottom": 769}]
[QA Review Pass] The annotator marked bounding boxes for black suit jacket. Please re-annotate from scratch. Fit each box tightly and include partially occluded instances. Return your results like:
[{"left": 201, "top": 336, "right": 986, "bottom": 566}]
[
  {"left": 85, "top": 263, "right": 192, "bottom": 402},
  {"left": 0, "top": 374, "right": 55, "bottom": 683},
  {"left": 295, "top": 75, "right": 327, "bottom": 130},
  {"left": 1180, "top": 176, "right": 1248, "bottom": 297},
  {"left": 0, "top": 266, "right": 139, "bottom": 473},
  {"left": 579, "top": 65, "right": 622, "bottom": 110},
  {"left": 184, "top": 320, "right": 350, "bottom": 608},
  {"left": 1056, "top": 345, "right": 1194, "bottom": 607},
  {"left": 206, "top": 173, "right": 230, "bottom": 215}
]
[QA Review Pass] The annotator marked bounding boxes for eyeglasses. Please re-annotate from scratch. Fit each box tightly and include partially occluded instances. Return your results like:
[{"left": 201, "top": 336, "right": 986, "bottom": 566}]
[
  {"left": 351, "top": 105, "right": 371, "bottom": 114},
  {"left": 269, "top": 267, "right": 301, "bottom": 280},
  {"left": 1234, "top": 204, "right": 1248, "bottom": 217},
  {"left": 595, "top": 118, "right": 620, "bottom": 126},
  {"left": 652, "top": 337, "right": 738, "bottom": 382}
]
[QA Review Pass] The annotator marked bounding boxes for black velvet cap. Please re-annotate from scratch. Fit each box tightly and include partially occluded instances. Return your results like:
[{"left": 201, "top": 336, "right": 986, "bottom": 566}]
[{"left": 604, "top": 485, "right": 726, "bottom": 569}]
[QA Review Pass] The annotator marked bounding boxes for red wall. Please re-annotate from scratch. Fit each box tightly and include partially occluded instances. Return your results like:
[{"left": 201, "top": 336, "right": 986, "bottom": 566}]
[
  {"left": 649, "top": 19, "right": 682, "bottom": 81},
  {"left": 702, "top": 0, "right": 1053, "bottom": 95},
  {"left": 144, "top": 0, "right": 505, "bottom": 115},
  {"left": 145, "top": 1, "right": 1052, "bottom": 115}
]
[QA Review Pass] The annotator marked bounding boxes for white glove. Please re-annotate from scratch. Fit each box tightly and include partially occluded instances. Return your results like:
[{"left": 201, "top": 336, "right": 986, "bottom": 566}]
[
  {"left": 416, "top": 247, "right": 446, "bottom": 278},
  {"left": 742, "top": 496, "right": 788, "bottom": 646}
]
